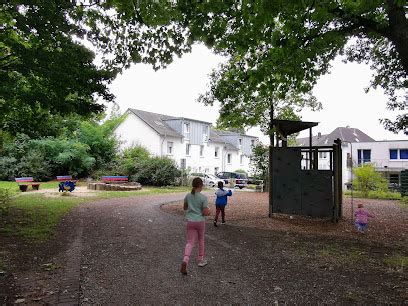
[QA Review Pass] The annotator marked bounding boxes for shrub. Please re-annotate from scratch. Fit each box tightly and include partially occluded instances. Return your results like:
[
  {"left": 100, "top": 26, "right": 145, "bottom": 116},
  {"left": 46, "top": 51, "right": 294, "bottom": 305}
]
[
  {"left": 352, "top": 164, "right": 387, "bottom": 197},
  {"left": 119, "top": 145, "right": 151, "bottom": 176},
  {"left": 131, "top": 157, "right": 181, "bottom": 186}
]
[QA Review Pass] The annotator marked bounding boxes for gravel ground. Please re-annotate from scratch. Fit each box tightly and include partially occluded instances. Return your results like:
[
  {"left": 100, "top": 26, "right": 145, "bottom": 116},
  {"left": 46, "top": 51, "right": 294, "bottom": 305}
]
[
  {"left": 3, "top": 191, "right": 407, "bottom": 304},
  {"left": 163, "top": 191, "right": 408, "bottom": 246},
  {"left": 78, "top": 191, "right": 407, "bottom": 303}
]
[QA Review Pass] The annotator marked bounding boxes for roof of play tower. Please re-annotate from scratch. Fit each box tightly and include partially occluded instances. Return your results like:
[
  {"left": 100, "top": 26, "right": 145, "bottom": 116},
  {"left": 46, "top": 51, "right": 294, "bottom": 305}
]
[{"left": 272, "top": 119, "right": 319, "bottom": 137}]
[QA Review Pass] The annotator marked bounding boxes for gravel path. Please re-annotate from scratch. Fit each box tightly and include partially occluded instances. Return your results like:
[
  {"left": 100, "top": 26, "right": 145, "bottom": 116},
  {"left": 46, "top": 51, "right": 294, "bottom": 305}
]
[{"left": 64, "top": 192, "right": 408, "bottom": 304}]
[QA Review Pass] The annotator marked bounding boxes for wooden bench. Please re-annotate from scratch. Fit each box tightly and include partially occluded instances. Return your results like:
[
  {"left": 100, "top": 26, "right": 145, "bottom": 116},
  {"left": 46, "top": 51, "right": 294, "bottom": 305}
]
[
  {"left": 57, "top": 175, "right": 76, "bottom": 192},
  {"left": 101, "top": 176, "right": 129, "bottom": 183},
  {"left": 15, "top": 177, "right": 40, "bottom": 192}
]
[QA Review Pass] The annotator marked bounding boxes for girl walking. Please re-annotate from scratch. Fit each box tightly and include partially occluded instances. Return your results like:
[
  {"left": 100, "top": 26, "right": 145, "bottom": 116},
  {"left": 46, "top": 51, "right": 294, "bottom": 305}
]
[{"left": 180, "top": 177, "right": 210, "bottom": 275}]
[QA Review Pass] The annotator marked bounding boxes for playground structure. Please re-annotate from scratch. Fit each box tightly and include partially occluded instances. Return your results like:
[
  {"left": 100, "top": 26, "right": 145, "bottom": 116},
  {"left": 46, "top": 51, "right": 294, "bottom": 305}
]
[{"left": 270, "top": 120, "right": 342, "bottom": 222}]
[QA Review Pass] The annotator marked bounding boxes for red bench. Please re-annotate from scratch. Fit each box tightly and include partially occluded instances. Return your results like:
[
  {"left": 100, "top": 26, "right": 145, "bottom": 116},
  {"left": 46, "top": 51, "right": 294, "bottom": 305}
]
[
  {"left": 15, "top": 177, "right": 40, "bottom": 192},
  {"left": 101, "top": 176, "right": 128, "bottom": 182},
  {"left": 57, "top": 175, "right": 77, "bottom": 182}
]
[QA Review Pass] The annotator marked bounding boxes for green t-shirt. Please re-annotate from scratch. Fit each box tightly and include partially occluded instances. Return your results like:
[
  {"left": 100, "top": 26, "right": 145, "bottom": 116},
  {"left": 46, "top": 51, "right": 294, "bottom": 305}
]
[{"left": 184, "top": 192, "right": 208, "bottom": 221}]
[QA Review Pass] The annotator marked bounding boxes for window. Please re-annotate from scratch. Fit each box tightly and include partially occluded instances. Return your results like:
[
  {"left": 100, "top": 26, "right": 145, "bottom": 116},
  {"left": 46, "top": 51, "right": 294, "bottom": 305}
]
[
  {"left": 184, "top": 122, "right": 190, "bottom": 133},
  {"left": 319, "top": 152, "right": 327, "bottom": 159},
  {"left": 251, "top": 139, "right": 255, "bottom": 146},
  {"left": 167, "top": 142, "right": 173, "bottom": 155},
  {"left": 186, "top": 144, "right": 190, "bottom": 156},
  {"left": 215, "top": 147, "right": 219, "bottom": 158},
  {"left": 357, "top": 149, "right": 371, "bottom": 165},
  {"left": 227, "top": 153, "right": 232, "bottom": 164},
  {"left": 390, "top": 149, "right": 398, "bottom": 160},
  {"left": 389, "top": 173, "right": 399, "bottom": 184},
  {"left": 183, "top": 123, "right": 190, "bottom": 139},
  {"left": 203, "top": 126, "right": 208, "bottom": 142},
  {"left": 400, "top": 149, "right": 408, "bottom": 159},
  {"left": 238, "top": 138, "right": 242, "bottom": 147},
  {"left": 200, "top": 145, "right": 204, "bottom": 156},
  {"left": 240, "top": 155, "right": 244, "bottom": 164}
]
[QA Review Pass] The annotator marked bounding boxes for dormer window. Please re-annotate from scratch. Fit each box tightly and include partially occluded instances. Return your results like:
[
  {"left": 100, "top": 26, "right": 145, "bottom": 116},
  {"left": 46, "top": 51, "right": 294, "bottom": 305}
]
[
  {"left": 184, "top": 122, "right": 190, "bottom": 133},
  {"left": 184, "top": 122, "right": 190, "bottom": 140}
]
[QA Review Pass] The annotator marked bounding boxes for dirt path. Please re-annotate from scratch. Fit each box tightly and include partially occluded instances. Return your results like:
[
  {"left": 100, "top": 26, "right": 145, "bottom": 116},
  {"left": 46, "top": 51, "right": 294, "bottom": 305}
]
[{"left": 4, "top": 192, "right": 408, "bottom": 304}]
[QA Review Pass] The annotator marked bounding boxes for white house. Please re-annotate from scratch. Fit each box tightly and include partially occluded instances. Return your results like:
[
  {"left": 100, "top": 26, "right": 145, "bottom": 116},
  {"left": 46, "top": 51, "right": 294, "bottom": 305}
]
[
  {"left": 297, "top": 126, "right": 408, "bottom": 189},
  {"left": 114, "top": 108, "right": 258, "bottom": 175}
]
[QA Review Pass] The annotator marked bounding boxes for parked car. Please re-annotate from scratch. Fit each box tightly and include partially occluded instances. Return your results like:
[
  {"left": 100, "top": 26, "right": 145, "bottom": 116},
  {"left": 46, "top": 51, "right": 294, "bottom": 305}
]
[
  {"left": 190, "top": 173, "right": 224, "bottom": 187},
  {"left": 216, "top": 172, "right": 248, "bottom": 189}
]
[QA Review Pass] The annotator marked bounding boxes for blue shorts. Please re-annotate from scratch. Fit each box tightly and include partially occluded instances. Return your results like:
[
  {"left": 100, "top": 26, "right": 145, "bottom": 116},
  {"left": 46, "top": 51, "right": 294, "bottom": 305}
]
[{"left": 355, "top": 222, "right": 368, "bottom": 231}]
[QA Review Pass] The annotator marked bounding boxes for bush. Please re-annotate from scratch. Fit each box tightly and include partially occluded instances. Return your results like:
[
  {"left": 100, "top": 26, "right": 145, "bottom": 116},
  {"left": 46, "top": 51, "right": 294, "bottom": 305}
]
[
  {"left": 119, "top": 145, "right": 151, "bottom": 176},
  {"left": 352, "top": 164, "right": 387, "bottom": 197},
  {"left": 0, "top": 188, "right": 11, "bottom": 215},
  {"left": 131, "top": 157, "right": 181, "bottom": 186},
  {"left": 344, "top": 190, "right": 401, "bottom": 200}
]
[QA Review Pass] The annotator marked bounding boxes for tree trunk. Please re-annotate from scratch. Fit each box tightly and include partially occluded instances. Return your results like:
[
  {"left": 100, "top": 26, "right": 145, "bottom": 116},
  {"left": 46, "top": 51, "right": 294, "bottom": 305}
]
[{"left": 386, "top": 0, "right": 408, "bottom": 74}]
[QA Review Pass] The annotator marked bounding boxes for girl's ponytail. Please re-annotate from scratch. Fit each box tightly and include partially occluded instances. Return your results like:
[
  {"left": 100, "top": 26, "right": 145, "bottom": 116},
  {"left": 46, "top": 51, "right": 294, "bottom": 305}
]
[{"left": 191, "top": 177, "right": 203, "bottom": 194}]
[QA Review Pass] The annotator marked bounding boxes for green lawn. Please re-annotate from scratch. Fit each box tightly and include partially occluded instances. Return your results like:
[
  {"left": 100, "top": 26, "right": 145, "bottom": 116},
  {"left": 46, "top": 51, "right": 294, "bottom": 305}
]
[{"left": 0, "top": 181, "right": 190, "bottom": 242}]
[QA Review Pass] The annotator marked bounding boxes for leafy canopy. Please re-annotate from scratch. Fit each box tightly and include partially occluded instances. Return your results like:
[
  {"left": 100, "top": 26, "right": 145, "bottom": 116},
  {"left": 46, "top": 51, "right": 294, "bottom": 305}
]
[
  {"left": 82, "top": 0, "right": 407, "bottom": 134},
  {"left": 0, "top": 1, "right": 116, "bottom": 136}
]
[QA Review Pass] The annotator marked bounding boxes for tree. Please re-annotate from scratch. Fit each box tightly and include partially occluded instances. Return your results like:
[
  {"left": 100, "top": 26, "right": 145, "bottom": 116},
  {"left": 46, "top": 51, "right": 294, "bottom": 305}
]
[
  {"left": 250, "top": 143, "right": 269, "bottom": 181},
  {"left": 0, "top": 1, "right": 116, "bottom": 136},
  {"left": 82, "top": 0, "right": 407, "bottom": 134}
]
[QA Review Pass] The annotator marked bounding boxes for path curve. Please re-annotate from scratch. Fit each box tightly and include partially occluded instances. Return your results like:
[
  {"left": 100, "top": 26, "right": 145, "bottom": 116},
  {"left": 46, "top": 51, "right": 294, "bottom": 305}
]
[{"left": 52, "top": 192, "right": 407, "bottom": 304}]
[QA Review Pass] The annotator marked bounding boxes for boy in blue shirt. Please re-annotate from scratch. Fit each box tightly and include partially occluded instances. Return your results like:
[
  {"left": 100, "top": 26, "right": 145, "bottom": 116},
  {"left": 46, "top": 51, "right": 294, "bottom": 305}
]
[{"left": 213, "top": 181, "right": 233, "bottom": 227}]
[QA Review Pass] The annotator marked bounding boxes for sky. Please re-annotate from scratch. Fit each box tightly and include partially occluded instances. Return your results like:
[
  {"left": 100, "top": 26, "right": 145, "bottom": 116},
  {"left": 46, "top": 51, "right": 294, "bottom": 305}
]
[{"left": 107, "top": 44, "right": 406, "bottom": 144}]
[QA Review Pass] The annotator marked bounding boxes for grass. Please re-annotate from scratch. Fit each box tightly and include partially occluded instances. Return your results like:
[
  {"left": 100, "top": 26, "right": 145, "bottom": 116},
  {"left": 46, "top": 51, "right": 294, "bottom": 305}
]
[
  {"left": 1, "top": 195, "right": 82, "bottom": 241},
  {"left": 0, "top": 182, "right": 190, "bottom": 242},
  {"left": 384, "top": 255, "right": 407, "bottom": 271},
  {"left": 316, "top": 243, "right": 367, "bottom": 264},
  {"left": 344, "top": 190, "right": 401, "bottom": 200}
]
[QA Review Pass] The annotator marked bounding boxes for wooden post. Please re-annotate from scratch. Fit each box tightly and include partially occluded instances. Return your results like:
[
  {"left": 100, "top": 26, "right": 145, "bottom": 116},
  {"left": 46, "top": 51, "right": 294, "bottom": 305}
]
[
  {"left": 309, "top": 127, "right": 313, "bottom": 170},
  {"left": 313, "top": 148, "right": 318, "bottom": 170},
  {"left": 333, "top": 138, "right": 343, "bottom": 222},
  {"left": 268, "top": 101, "right": 274, "bottom": 218}
]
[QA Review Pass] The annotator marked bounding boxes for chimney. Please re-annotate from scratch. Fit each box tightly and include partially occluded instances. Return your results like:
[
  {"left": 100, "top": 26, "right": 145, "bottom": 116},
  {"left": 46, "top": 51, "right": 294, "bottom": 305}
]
[{"left": 317, "top": 132, "right": 322, "bottom": 139}]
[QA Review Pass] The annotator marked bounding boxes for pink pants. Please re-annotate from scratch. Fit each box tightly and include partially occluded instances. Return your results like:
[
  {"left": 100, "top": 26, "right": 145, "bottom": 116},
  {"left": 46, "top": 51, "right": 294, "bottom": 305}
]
[{"left": 183, "top": 221, "right": 205, "bottom": 264}]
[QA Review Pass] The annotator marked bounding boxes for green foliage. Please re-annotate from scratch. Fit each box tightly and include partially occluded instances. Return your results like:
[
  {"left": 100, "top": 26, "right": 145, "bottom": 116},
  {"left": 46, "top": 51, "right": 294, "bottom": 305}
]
[
  {"left": 0, "top": 2, "right": 116, "bottom": 137},
  {"left": 0, "top": 188, "right": 11, "bottom": 215},
  {"left": 250, "top": 143, "right": 269, "bottom": 180},
  {"left": 352, "top": 164, "right": 388, "bottom": 197},
  {"left": 119, "top": 145, "right": 151, "bottom": 176},
  {"left": 234, "top": 169, "right": 247, "bottom": 174},
  {"left": 83, "top": 1, "right": 407, "bottom": 134},
  {"left": 345, "top": 190, "right": 401, "bottom": 200},
  {"left": 131, "top": 157, "right": 181, "bottom": 186}
]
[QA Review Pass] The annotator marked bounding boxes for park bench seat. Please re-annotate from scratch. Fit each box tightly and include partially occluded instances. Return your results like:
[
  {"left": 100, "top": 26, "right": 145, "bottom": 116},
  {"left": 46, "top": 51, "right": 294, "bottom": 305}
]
[
  {"left": 15, "top": 177, "right": 40, "bottom": 192},
  {"left": 101, "top": 176, "right": 128, "bottom": 182},
  {"left": 57, "top": 175, "right": 77, "bottom": 182},
  {"left": 57, "top": 175, "right": 77, "bottom": 192}
]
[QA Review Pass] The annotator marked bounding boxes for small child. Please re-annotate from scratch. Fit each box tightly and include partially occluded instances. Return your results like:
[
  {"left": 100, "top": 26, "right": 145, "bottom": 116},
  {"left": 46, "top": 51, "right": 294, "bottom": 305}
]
[
  {"left": 180, "top": 177, "right": 210, "bottom": 275},
  {"left": 354, "top": 203, "right": 374, "bottom": 233},
  {"left": 213, "top": 181, "right": 233, "bottom": 227}
]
